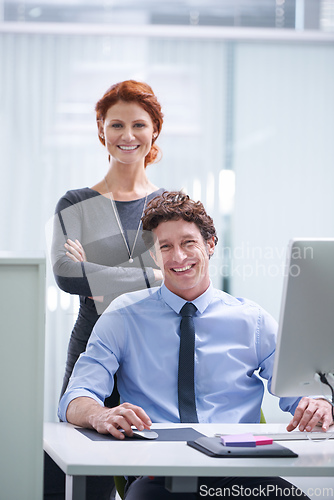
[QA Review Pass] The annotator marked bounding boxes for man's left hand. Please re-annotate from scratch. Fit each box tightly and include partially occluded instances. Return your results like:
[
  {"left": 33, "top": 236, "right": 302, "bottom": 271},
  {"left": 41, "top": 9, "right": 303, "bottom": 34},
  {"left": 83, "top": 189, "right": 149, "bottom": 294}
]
[{"left": 287, "top": 397, "right": 333, "bottom": 432}]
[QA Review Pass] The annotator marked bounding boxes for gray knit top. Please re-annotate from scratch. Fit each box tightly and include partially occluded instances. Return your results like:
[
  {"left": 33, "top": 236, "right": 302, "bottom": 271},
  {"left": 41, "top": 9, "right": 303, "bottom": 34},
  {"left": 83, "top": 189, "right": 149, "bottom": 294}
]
[{"left": 52, "top": 187, "right": 164, "bottom": 311}]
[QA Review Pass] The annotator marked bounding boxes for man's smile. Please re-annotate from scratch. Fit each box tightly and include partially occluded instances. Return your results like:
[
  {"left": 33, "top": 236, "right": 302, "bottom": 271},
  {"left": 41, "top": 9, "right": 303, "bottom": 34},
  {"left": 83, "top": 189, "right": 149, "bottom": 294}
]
[{"left": 171, "top": 264, "right": 195, "bottom": 273}]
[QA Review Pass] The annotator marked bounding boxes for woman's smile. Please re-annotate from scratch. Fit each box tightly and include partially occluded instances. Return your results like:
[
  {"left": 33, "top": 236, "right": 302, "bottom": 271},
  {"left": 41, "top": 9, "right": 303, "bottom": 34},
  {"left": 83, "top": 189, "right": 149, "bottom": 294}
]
[{"left": 117, "top": 145, "right": 140, "bottom": 151}]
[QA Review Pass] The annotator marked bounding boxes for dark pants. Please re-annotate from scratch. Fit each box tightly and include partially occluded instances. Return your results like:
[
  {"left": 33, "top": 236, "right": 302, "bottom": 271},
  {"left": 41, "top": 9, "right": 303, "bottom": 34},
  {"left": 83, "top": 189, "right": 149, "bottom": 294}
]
[
  {"left": 44, "top": 297, "right": 118, "bottom": 500},
  {"left": 124, "top": 476, "right": 310, "bottom": 500}
]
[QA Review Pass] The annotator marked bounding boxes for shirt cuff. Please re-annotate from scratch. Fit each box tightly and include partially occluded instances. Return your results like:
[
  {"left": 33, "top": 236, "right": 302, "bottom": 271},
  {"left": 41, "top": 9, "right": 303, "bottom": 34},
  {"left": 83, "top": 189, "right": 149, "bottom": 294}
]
[{"left": 58, "top": 389, "right": 104, "bottom": 422}]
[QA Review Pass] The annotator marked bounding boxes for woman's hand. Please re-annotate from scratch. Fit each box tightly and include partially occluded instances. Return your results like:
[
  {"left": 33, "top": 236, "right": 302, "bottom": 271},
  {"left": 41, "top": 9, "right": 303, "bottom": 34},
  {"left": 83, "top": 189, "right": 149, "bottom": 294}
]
[
  {"left": 64, "top": 238, "right": 104, "bottom": 301},
  {"left": 64, "top": 238, "right": 87, "bottom": 262}
]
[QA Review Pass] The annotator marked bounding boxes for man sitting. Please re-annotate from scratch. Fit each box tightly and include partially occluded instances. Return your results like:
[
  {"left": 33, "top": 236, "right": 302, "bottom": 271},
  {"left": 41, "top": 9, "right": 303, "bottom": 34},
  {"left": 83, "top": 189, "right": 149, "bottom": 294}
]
[{"left": 59, "top": 191, "right": 332, "bottom": 499}]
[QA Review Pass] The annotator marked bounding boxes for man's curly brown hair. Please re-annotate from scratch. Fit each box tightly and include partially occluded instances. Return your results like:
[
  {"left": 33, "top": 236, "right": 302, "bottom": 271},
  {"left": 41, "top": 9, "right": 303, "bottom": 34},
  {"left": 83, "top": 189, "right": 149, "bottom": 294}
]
[{"left": 142, "top": 191, "right": 218, "bottom": 249}]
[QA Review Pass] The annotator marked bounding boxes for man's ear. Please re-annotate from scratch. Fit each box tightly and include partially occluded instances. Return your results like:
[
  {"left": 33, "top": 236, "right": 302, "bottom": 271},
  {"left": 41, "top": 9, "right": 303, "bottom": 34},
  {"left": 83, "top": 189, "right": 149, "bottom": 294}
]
[
  {"left": 206, "top": 236, "right": 215, "bottom": 257},
  {"left": 149, "top": 249, "right": 160, "bottom": 268}
]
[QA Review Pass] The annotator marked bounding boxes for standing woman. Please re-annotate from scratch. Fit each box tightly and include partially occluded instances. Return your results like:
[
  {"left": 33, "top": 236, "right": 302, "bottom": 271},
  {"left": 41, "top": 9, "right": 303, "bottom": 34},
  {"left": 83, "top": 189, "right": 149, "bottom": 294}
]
[
  {"left": 48, "top": 81, "right": 164, "bottom": 499},
  {"left": 52, "top": 80, "right": 164, "bottom": 403}
]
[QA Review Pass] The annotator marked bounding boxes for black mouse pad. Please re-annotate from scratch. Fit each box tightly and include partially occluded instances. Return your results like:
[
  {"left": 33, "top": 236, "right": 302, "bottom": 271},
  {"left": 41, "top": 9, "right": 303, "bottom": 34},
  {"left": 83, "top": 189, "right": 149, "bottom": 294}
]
[
  {"left": 187, "top": 436, "right": 298, "bottom": 458},
  {"left": 76, "top": 426, "right": 205, "bottom": 442}
]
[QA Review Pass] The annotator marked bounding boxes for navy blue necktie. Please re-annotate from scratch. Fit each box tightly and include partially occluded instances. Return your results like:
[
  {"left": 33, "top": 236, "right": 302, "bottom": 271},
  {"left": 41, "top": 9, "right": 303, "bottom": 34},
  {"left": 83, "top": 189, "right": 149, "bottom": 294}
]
[{"left": 178, "top": 302, "right": 199, "bottom": 423}]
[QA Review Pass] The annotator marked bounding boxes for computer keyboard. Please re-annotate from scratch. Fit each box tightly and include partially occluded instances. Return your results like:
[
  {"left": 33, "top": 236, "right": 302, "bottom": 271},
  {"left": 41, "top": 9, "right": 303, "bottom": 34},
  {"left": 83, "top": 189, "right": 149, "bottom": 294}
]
[
  {"left": 255, "top": 431, "right": 334, "bottom": 441},
  {"left": 215, "top": 432, "right": 334, "bottom": 441}
]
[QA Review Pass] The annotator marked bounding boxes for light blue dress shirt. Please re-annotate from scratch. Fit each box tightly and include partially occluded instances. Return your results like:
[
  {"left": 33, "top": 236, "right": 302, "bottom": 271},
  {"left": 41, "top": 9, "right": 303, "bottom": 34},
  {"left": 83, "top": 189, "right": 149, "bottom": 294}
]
[{"left": 58, "top": 283, "right": 300, "bottom": 423}]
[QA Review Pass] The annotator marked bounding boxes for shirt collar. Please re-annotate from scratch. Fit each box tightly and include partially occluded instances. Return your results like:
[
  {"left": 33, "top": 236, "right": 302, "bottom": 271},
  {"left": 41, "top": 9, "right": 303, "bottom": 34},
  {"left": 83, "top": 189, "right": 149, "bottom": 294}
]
[{"left": 160, "top": 282, "right": 214, "bottom": 315}]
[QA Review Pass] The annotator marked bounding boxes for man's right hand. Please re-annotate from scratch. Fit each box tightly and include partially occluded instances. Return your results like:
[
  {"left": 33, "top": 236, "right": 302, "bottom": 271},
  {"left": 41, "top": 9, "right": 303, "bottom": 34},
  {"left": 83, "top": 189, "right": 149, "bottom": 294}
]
[
  {"left": 91, "top": 402, "right": 152, "bottom": 439},
  {"left": 66, "top": 397, "right": 152, "bottom": 439}
]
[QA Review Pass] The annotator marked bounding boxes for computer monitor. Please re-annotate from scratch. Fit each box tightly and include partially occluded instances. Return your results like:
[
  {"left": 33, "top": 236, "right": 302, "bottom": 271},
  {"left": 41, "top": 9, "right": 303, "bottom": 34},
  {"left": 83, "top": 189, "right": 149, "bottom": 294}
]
[{"left": 271, "top": 238, "right": 334, "bottom": 399}]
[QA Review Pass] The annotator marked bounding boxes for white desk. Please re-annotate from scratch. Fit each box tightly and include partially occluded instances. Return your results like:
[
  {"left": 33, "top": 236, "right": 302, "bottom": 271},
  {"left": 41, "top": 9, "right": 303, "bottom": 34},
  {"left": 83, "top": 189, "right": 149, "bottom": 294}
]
[{"left": 44, "top": 422, "right": 334, "bottom": 500}]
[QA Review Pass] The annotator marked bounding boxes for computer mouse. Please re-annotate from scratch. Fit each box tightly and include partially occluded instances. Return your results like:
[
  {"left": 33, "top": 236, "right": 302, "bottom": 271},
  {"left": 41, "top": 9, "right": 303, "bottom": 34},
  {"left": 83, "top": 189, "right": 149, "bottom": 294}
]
[
  {"left": 131, "top": 429, "right": 159, "bottom": 440},
  {"left": 121, "top": 429, "right": 159, "bottom": 440}
]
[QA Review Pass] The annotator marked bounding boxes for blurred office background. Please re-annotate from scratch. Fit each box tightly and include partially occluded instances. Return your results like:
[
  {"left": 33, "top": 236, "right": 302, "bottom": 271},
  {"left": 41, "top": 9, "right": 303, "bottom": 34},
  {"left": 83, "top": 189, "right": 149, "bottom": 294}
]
[{"left": 0, "top": 0, "right": 333, "bottom": 423}]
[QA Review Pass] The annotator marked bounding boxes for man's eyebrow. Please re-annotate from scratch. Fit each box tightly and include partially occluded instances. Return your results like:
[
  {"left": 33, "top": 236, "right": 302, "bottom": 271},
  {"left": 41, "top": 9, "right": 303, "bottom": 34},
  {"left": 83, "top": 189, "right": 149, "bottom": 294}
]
[
  {"left": 158, "top": 233, "right": 198, "bottom": 245},
  {"left": 181, "top": 233, "right": 197, "bottom": 239},
  {"left": 157, "top": 238, "right": 169, "bottom": 246}
]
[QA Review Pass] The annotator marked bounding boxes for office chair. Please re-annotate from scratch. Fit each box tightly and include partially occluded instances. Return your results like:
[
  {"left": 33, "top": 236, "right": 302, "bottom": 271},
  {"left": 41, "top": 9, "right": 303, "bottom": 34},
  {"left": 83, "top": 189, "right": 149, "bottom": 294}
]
[{"left": 114, "top": 476, "right": 127, "bottom": 499}]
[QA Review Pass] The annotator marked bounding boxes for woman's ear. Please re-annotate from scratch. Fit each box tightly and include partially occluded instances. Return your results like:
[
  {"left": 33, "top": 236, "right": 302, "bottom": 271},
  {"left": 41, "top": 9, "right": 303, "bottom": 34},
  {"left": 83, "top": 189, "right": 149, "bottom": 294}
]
[{"left": 97, "top": 120, "right": 104, "bottom": 138}]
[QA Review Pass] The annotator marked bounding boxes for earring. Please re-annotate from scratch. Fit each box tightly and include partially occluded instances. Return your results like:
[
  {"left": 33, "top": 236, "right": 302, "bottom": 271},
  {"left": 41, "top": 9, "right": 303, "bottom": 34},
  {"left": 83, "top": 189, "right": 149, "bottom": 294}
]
[
  {"left": 100, "top": 134, "right": 104, "bottom": 139},
  {"left": 153, "top": 133, "right": 157, "bottom": 139}
]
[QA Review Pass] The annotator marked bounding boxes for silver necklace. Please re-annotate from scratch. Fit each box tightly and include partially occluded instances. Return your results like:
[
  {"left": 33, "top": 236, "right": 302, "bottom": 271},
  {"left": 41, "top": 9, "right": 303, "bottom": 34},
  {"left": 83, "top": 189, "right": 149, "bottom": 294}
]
[{"left": 104, "top": 177, "right": 148, "bottom": 263}]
